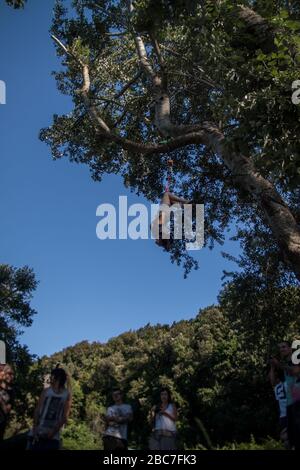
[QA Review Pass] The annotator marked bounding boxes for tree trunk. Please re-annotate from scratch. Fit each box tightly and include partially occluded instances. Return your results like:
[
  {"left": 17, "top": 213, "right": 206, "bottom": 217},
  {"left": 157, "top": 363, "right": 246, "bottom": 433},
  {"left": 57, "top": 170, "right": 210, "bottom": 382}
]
[
  {"left": 234, "top": 6, "right": 276, "bottom": 52},
  {"left": 202, "top": 123, "right": 300, "bottom": 280}
]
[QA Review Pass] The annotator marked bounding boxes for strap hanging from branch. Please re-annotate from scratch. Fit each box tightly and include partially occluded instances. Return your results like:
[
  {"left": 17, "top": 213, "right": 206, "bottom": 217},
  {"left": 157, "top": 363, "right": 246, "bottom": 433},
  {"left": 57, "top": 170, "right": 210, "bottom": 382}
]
[{"left": 165, "top": 159, "right": 174, "bottom": 192}]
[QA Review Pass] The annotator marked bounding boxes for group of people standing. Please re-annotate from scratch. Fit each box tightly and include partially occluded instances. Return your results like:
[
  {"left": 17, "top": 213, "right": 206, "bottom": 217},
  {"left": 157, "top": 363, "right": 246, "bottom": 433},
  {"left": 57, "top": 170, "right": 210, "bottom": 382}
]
[
  {"left": 1, "top": 341, "right": 300, "bottom": 451},
  {"left": 0, "top": 364, "right": 177, "bottom": 450},
  {"left": 102, "top": 387, "right": 178, "bottom": 451}
]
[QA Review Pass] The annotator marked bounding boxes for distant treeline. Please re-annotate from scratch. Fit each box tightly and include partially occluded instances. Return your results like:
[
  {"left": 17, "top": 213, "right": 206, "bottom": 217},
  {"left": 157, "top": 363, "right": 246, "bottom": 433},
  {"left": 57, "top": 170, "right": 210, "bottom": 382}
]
[{"left": 9, "top": 280, "right": 300, "bottom": 449}]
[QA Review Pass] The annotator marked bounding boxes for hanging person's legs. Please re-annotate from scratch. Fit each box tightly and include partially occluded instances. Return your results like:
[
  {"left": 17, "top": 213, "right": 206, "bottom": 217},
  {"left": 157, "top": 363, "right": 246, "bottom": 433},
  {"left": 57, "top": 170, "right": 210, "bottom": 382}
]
[
  {"left": 157, "top": 194, "right": 173, "bottom": 250},
  {"left": 160, "top": 193, "right": 190, "bottom": 249},
  {"left": 166, "top": 192, "right": 191, "bottom": 206},
  {"left": 159, "top": 192, "right": 190, "bottom": 228},
  {"left": 152, "top": 192, "right": 190, "bottom": 250},
  {"left": 151, "top": 193, "right": 170, "bottom": 245}
]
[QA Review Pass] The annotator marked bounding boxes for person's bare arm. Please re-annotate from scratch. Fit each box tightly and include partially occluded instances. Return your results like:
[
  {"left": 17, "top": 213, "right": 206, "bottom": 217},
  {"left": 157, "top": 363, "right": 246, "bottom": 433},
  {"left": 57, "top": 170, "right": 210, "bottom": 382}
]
[
  {"left": 271, "top": 358, "right": 300, "bottom": 377},
  {"left": 101, "top": 410, "right": 117, "bottom": 428},
  {"left": 290, "top": 365, "right": 300, "bottom": 376},
  {"left": 116, "top": 412, "right": 133, "bottom": 424},
  {"left": 0, "top": 396, "right": 10, "bottom": 415},
  {"left": 269, "top": 365, "right": 276, "bottom": 388},
  {"left": 33, "top": 389, "right": 47, "bottom": 433},
  {"left": 149, "top": 406, "right": 156, "bottom": 422},
  {"left": 0, "top": 395, "right": 6, "bottom": 412},
  {"left": 161, "top": 404, "right": 178, "bottom": 422}
]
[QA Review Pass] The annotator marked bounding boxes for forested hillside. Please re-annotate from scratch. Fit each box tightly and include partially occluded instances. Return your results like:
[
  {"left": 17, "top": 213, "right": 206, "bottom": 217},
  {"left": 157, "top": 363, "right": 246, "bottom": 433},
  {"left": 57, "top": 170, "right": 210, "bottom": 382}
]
[{"left": 11, "top": 280, "right": 299, "bottom": 449}]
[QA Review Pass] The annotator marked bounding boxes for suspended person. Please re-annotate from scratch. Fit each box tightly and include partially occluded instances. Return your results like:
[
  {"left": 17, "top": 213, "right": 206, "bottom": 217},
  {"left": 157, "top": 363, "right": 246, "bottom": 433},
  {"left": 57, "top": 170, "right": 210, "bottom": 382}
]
[
  {"left": 148, "top": 388, "right": 178, "bottom": 450},
  {"left": 0, "top": 364, "right": 15, "bottom": 442},
  {"left": 271, "top": 341, "right": 300, "bottom": 450},
  {"left": 102, "top": 388, "right": 133, "bottom": 451},
  {"left": 269, "top": 360, "right": 289, "bottom": 448},
  {"left": 27, "top": 366, "right": 72, "bottom": 450},
  {"left": 151, "top": 160, "right": 191, "bottom": 250}
]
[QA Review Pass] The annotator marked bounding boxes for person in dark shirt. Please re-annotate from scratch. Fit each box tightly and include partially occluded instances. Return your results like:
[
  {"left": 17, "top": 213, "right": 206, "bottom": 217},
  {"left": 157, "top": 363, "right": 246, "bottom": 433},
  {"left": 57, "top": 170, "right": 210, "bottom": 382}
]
[
  {"left": 271, "top": 341, "right": 300, "bottom": 450},
  {"left": 269, "top": 364, "right": 289, "bottom": 448},
  {"left": 0, "top": 364, "right": 15, "bottom": 441}
]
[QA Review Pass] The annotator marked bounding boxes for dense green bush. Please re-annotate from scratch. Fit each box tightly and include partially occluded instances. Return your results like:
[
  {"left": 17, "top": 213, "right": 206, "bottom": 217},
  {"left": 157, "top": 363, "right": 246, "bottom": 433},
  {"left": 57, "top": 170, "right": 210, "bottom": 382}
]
[
  {"left": 219, "top": 436, "right": 284, "bottom": 450},
  {"left": 62, "top": 421, "right": 102, "bottom": 450}
]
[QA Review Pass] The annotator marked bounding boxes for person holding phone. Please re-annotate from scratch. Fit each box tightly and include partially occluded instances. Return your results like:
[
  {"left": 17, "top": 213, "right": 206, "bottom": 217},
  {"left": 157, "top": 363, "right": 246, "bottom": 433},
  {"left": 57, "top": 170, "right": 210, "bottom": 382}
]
[{"left": 148, "top": 388, "right": 178, "bottom": 450}]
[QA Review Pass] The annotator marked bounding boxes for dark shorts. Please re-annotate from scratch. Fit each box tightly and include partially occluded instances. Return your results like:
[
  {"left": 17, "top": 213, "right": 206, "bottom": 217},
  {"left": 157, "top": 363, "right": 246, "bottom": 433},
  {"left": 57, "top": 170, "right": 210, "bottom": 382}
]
[
  {"left": 279, "top": 416, "right": 288, "bottom": 432},
  {"left": 103, "top": 435, "right": 128, "bottom": 451},
  {"left": 0, "top": 421, "right": 7, "bottom": 441},
  {"left": 148, "top": 431, "right": 177, "bottom": 450},
  {"left": 27, "top": 437, "right": 60, "bottom": 451}
]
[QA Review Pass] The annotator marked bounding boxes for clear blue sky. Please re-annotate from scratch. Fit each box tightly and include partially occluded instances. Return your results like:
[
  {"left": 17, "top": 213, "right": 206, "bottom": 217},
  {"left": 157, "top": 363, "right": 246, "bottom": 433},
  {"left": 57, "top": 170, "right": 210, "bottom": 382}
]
[{"left": 0, "top": 0, "right": 240, "bottom": 357}]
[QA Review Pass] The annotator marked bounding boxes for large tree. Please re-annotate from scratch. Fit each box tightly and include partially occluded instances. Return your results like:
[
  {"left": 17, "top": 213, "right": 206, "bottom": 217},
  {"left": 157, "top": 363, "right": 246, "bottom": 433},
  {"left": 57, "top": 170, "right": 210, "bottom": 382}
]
[
  {"left": 41, "top": 0, "right": 300, "bottom": 279},
  {"left": 0, "top": 264, "right": 38, "bottom": 432}
]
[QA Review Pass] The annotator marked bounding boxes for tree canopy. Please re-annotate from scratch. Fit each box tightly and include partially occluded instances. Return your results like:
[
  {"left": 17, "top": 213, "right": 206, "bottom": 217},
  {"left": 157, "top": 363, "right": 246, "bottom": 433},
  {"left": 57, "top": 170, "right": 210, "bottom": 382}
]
[
  {"left": 41, "top": 0, "right": 300, "bottom": 279},
  {"left": 0, "top": 264, "right": 38, "bottom": 433}
]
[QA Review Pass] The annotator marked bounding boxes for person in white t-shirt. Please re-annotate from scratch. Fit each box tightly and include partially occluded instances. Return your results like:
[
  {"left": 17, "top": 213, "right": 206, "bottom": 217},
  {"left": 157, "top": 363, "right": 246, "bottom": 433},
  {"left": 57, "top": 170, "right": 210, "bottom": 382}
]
[
  {"left": 148, "top": 388, "right": 178, "bottom": 450},
  {"left": 102, "top": 388, "right": 133, "bottom": 450}
]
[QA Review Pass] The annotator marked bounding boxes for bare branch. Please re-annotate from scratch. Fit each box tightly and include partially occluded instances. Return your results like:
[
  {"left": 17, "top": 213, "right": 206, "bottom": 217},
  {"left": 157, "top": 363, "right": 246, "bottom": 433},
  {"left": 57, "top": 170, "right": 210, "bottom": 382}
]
[
  {"left": 51, "top": 34, "right": 84, "bottom": 66},
  {"left": 80, "top": 64, "right": 111, "bottom": 133},
  {"left": 51, "top": 34, "right": 111, "bottom": 134},
  {"left": 134, "top": 34, "right": 156, "bottom": 79},
  {"left": 105, "top": 31, "right": 129, "bottom": 36},
  {"left": 149, "top": 30, "right": 164, "bottom": 70}
]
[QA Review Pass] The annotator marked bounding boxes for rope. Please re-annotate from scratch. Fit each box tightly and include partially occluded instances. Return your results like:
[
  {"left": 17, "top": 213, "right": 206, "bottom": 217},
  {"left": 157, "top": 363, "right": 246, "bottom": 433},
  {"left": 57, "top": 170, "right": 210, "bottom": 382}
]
[{"left": 165, "top": 159, "right": 174, "bottom": 192}]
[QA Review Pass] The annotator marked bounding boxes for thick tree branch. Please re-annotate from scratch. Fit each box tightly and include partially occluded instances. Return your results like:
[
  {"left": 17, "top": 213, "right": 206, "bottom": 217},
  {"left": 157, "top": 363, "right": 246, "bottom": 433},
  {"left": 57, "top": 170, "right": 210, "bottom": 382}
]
[
  {"left": 235, "top": 5, "right": 276, "bottom": 52},
  {"left": 51, "top": 34, "right": 84, "bottom": 66},
  {"left": 52, "top": 35, "right": 111, "bottom": 133},
  {"left": 80, "top": 64, "right": 111, "bottom": 133},
  {"left": 199, "top": 123, "right": 300, "bottom": 278},
  {"left": 96, "top": 128, "right": 208, "bottom": 154},
  {"left": 51, "top": 34, "right": 208, "bottom": 153}
]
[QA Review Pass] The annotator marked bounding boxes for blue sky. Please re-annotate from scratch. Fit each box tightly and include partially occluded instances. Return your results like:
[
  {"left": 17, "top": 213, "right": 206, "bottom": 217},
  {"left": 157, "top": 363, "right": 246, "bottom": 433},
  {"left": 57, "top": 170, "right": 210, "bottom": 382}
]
[{"left": 0, "top": 0, "right": 241, "bottom": 357}]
